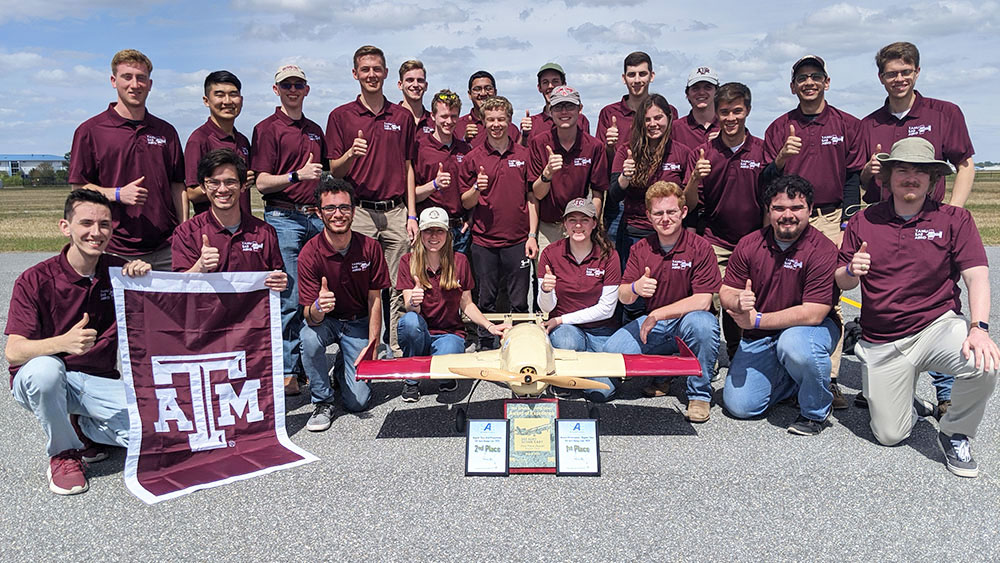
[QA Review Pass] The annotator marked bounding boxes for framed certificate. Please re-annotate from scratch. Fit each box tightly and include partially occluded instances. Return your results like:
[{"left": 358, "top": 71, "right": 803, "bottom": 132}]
[
  {"left": 555, "top": 419, "right": 600, "bottom": 476},
  {"left": 505, "top": 399, "right": 559, "bottom": 474},
  {"left": 465, "top": 419, "right": 509, "bottom": 476}
]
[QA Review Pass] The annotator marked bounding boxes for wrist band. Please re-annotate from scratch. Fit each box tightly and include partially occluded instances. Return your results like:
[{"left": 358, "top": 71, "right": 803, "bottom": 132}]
[
  {"left": 313, "top": 299, "right": 322, "bottom": 314},
  {"left": 631, "top": 282, "right": 638, "bottom": 296},
  {"left": 407, "top": 215, "right": 418, "bottom": 221},
  {"left": 754, "top": 312, "right": 762, "bottom": 329},
  {"left": 115, "top": 187, "right": 121, "bottom": 202},
  {"left": 846, "top": 267, "right": 855, "bottom": 278},
  {"left": 432, "top": 179, "right": 440, "bottom": 191}
]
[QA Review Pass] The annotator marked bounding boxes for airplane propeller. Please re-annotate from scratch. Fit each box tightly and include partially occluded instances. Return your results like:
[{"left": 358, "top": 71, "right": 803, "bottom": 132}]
[
  {"left": 535, "top": 375, "right": 611, "bottom": 391},
  {"left": 449, "top": 367, "right": 521, "bottom": 382}
]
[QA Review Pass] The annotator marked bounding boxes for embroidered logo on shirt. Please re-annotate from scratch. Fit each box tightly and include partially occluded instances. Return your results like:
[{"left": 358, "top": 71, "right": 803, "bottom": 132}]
[
  {"left": 783, "top": 258, "right": 803, "bottom": 270},
  {"left": 351, "top": 261, "right": 371, "bottom": 272},
  {"left": 307, "top": 133, "right": 321, "bottom": 142},
  {"left": 662, "top": 162, "right": 681, "bottom": 171},
  {"left": 456, "top": 154, "right": 464, "bottom": 163},
  {"left": 240, "top": 147, "right": 249, "bottom": 157},
  {"left": 671, "top": 260, "right": 692, "bottom": 270},
  {"left": 146, "top": 135, "right": 167, "bottom": 146},
  {"left": 422, "top": 126, "right": 434, "bottom": 134},
  {"left": 573, "top": 157, "right": 592, "bottom": 166},
  {"left": 908, "top": 124, "right": 932, "bottom": 136},
  {"left": 508, "top": 159, "right": 524, "bottom": 168},
  {"left": 241, "top": 241, "right": 264, "bottom": 252},
  {"left": 740, "top": 159, "right": 762, "bottom": 170},
  {"left": 383, "top": 122, "right": 401, "bottom": 132},
  {"left": 585, "top": 267, "right": 605, "bottom": 277},
  {"left": 821, "top": 135, "right": 844, "bottom": 145},
  {"left": 914, "top": 229, "right": 943, "bottom": 240}
]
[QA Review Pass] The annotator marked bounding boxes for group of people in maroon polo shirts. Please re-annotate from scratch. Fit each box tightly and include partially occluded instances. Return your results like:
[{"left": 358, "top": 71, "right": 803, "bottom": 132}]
[{"left": 4, "top": 39, "right": 998, "bottom": 498}]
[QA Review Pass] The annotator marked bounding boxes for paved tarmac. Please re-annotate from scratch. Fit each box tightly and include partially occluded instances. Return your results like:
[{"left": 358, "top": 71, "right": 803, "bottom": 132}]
[{"left": 1, "top": 251, "right": 998, "bottom": 561}]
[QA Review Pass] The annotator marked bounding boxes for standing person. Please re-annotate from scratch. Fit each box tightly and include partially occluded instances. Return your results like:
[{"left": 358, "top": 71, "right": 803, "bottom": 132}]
[
  {"left": 721, "top": 175, "right": 840, "bottom": 436},
  {"left": 836, "top": 138, "right": 998, "bottom": 477},
  {"left": 537, "top": 198, "right": 621, "bottom": 402},
  {"left": 250, "top": 63, "right": 326, "bottom": 394},
  {"left": 413, "top": 90, "right": 473, "bottom": 254},
  {"left": 603, "top": 182, "right": 720, "bottom": 421},
  {"left": 4, "top": 190, "right": 150, "bottom": 496},
  {"left": 671, "top": 66, "right": 721, "bottom": 150},
  {"left": 184, "top": 71, "right": 252, "bottom": 216},
  {"left": 456, "top": 70, "right": 520, "bottom": 147},
  {"left": 69, "top": 49, "right": 186, "bottom": 271},
  {"left": 461, "top": 96, "right": 538, "bottom": 351},
  {"left": 519, "top": 63, "right": 591, "bottom": 143},
  {"left": 298, "top": 176, "right": 390, "bottom": 431},
  {"left": 326, "top": 45, "right": 419, "bottom": 357},
  {"left": 529, "top": 86, "right": 608, "bottom": 252},
  {"left": 763, "top": 55, "right": 865, "bottom": 410},
  {"left": 397, "top": 59, "right": 433, "bottom": 137},
  {"left": 858, "top": 42, "right": 977, "bottom": 413},
  {"left": 397, "top": 207, "right": 510, "bottom": 402},
  {"left": 686, "top": 82, "right": 766, "bottom": 362}
]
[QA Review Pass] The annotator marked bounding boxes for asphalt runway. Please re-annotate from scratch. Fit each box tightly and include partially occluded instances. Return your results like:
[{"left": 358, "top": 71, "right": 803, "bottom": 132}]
[{"left": 1, "top": 251, "right": 998, "bottom": 561}]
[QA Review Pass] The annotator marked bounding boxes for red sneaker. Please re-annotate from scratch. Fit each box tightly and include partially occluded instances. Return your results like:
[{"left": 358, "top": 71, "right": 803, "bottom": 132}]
[
  {"left": 70, "top": 414, "right": 109, "bottom": 463},
  {"left": 48, "top": 450, "right": 89, "bottom": 495}
]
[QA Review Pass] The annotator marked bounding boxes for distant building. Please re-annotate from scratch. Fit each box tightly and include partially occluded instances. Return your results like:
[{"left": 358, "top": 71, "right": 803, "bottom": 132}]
[{"left": 0, "top": 154, "right": 67, "bottom": 176}]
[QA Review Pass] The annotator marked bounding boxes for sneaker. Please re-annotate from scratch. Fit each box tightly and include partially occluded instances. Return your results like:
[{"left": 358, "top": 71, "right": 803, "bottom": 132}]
[
  {"left": 48, "top": 450, "right": 88, "bottom": 495},
  {"left": 642, "top": 380, "right": 671, "bottom": 398},
  {"left": 79, "top": 444, "right": 109, "bottom": 464},
  {"left": 284, "top": 376, "right": 300, "bottom": 397},
  {"left": 913, "top": 397, "right": 936, "bottom": 418},
  {"left": 401, "top": 382, "right": 420, "bottom": 403},
  {"left": 937, "top": 399, "right": 951, "bottom": 419},
  {"left": 787, "top": 415, "right": 827, "bottom": 436},
  {"left": 306, "top": 403, "right": 335, "bottom": 432},
  {"left": 686, "top": 399, "right": 711, "bottom": 423},
  {"left": 938, "top": 431, "right": 978, "bottom": 478},
  {"left": 438, "top": 379, "right": 458, "bottom": 393},
  {"left": 854, "top": 392, "right": 868, "bottom": 408},
  {"left": 830, "top": 381, "right": 848, "bottom": 410}
]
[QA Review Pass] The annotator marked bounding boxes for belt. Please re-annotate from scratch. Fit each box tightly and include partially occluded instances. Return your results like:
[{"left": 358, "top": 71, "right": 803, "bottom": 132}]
[
  {"left": 810, "top": 204, "right": 839, "bottom": 218},
  {"left": 449, "top": 217, "right": 464, "bottom": 228},
  {"left": 266, "top": 200, "right": 317, "bottom": 214},
  {"left": 358, "top": 195, "right": 403, "bottom": 211}
]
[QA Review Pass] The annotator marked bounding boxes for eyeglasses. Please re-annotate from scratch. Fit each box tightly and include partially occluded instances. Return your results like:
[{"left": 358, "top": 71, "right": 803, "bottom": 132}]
[
  {"left": 794, "top": 72, "right": 827, "bottom": 84},
  {"left": 319, "top": 204, "right": 354, "bottom": 215},
  {"left": 470, "top": 85, "right": 496, "bottom": 94},
  {"left": 203, "top": 178, "right": 241, "bottom": 190},
  {"left": 879, "top": 68, "right": 915, "bottom": 80},
  {"left": 278, "top": 81, "right": 307, "bottom": 90},
  {"left": 434, "top": 92, "right": 460, "bottom": 102}
]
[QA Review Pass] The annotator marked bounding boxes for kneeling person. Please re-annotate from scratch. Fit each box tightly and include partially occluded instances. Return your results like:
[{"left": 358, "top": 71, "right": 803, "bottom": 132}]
[
  {"left": 603, "top": 182, "right": 720, "bottom": 419},
  {"left": 298, "top": 176, "right": 390, "bottom": 431},
  {"left": 721, "top": 175, "right": 839, "bottom": 435}
]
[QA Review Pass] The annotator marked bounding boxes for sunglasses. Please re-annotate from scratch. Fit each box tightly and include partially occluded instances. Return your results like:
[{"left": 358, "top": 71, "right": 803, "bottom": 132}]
[{"left": 278, "top": 82, "right": 307, "bottom": 91}]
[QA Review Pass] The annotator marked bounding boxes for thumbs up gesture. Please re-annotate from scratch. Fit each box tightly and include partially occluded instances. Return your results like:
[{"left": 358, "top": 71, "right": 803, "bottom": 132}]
[
  {"left": 298, "top": 152, "right": 323, "bottom": 181},
  {"left": 692, "top": 148, "right": 711, "bottom": 180},
  {"left": 738, "top": 278, "right": 756, "bottom": 312},
  {"left": 465, "top": 122, "right": 480, "bottom": 140},
  {"left": 120, "top": 175, "right": 148, "bottom": 206},
  {"left": 434, "top": 162, "right": 451, "bottom": 190},
  {"left": 62, "top": 313, "right": 97, "bottom": 355},
  {"left": 622, "top": 148, "right": 636, "bottom": 178},
  {"left": 476, "top": 166, "right": 489, "bottom": 191},
  {"left": 605, "top": 115, "right": 619, "bottom": 146},
  {"left": 315, "top": 276, "right": 336, "bottom": 315},
  {"left": 541, "top": 264, "right": 557, "bottom": 293},
  {"left": 634, "top": 266, "right": 658, "bottom": 298},
  {"left": 866, "top": 143, "right": 883, "bottom": 178},
  {"left": 350, "top": 130, "right": 368, "bottom": 158},
  {"left": 776, "top": 123, "right": 801, "bottom": 169},
  {"left": 544, "top": 145, "right": 563, "bottom": 176},
  {"left": 520, "top": 109, "right": 532, "bottom": 133},
  {"left": 409, "top": 283, "right": 425, "bottom": 309},
  {"left": 199, "top": 234, "right": 220, "bottom": 272},
  {"left": 850, "top": 241, "right": 871, "bottom": 277}
]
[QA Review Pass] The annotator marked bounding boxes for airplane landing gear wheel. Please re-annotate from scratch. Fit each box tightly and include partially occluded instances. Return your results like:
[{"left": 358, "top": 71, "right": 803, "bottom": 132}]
[{"left": 455, "top": 407, "right": 467, "bottom": 433}]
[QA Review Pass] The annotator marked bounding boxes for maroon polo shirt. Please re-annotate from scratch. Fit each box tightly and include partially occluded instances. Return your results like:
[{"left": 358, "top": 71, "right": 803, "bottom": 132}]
[
  {"left": 171, "top": 210, "right": 283, "bottom": 273},
  {"left": 184, "top": 118, "right": 253, "bottom": 215},
  {"left": 297, "top": 232, "right": 390, "bottom": 320},
  {"left": 413, "top": 135, "right": 472, "bottom": 217},
  {"left": 839, "top": 199, "right": 987, "bottom": 343},
  {"left": 69, "top": 103, "right": 185, "bottom": 255},
  {"left": 539, "top": 238, "right": 621, "bottom": 330},
  {"left": 4, "top": 246, "right": 127, "bottom": 384},
  {"left": 596, "top": 97, "right": 679, "bottom": 148},
  {"left": 326, "top": 96, "right": 416, "bottom": 202},
  {"left": 460, "top": 140, "right": 531, "bottom": 248},
  {"left": 250, "top": 107, "right": 326, "bottom": 206},
  {"left": 763, "top": 104, "right": 865, "bottom": 207},
  {"left": 395, "top": 252, "right": 475, "bottom": 337},
  {"left": 859, "top": 91, "right": 974, "bottom": 203},
  {"left": 672, "top": 112, "right": 720, "bottom": 151},
  {"left": 723, "top": 225, "right": 839, "bottom": 340},
  {"left": 612, "top": 140, "right": 694, "bottom": 231},
  {"left": 399, "top": 102, "right": 434, "bottom": 138},
  {"left": 622, "top": 230, "right": 721, "bottom": 313},
  {"left": 525, "top": 111, "right": 591, "bottom": 143},
  {"left": 696, "top": 134, "right": 766, "bottom": 250},
  {"left": 528, "top": 127, "right": 609, "bottom": 223},
  {"left": 456, "top": 111, "right": 520, "bottom": 148}
]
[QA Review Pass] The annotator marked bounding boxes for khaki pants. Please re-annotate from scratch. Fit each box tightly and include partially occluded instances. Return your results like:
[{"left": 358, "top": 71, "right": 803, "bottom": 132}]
[
  {"left": 536, "top": 221, "right": 565, "bottom": 255},
  {"left": 856, "top": 311, "right": 998, "bottom": 445},
  {"left": 809, "top": 207, "right": 845, "bottom": 382},
  {"left": 711, "top": 244, "right": 741, "bottom": 361},
  {"left": 352, "top": 203, "right": 411, "bottom": 356}
]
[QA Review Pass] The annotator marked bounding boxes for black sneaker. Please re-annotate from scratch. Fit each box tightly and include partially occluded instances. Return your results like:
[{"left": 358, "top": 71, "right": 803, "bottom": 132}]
[
  {"left": 854, "top": 392, "right": 869, "bottom": 408},
  {"left": 787, "top": 415, "right": 827, "bottom": 436},
  {"left": 306, "top": 403, "right": 335, "bottom": 432},
  {"left": 938, "top": 431, "right": 978, "bottom": 478},
  {"left": 913, "top": 397, "right": 936, "bottom": 418},
  {"left": 830, "top": 381, "right": 848, "bottom": 410},
  {"left": 438, "top": 379, "right": 458, "bottom": 393},
  {"left": 401, "top": 382, "right": 420, "bottom": 403}
]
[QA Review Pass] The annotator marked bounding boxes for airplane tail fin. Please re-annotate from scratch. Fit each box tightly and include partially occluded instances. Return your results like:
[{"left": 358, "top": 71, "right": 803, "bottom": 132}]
[{"left": 675, "top": 337, "right": 696, "bottom": 359}]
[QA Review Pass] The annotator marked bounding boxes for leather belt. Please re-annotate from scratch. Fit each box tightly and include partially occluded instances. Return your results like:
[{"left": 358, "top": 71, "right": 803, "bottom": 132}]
[
  {"left": 358, "top": 195, "right": 403, "bottom": 211},
  {"left": 266, "top": 200, "right": 317, "bottom": 214},
  {"left": 810, "top": 204, "right": 839, "bottom": 218}
]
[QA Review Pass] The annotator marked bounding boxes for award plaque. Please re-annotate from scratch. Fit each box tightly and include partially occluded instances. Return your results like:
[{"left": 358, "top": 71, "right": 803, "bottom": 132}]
[
  {"left": 555, "top": 419, "right": 600, "bottom": 476},
  {"left": 465, "top": 419, "right": 509, "bottom": 476},
  {"left": 504, "top": 399, "right": 559, "bottom": 474}
]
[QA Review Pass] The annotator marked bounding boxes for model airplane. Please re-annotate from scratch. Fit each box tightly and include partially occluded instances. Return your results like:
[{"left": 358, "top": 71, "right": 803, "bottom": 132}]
[{"left": 356, "top": 314, "right": 703, "bottom": 430}]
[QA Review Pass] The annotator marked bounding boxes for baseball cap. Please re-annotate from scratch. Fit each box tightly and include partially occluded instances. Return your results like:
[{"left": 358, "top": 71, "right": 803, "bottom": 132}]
[
  {"left": 791, "top": 55, "right": 827, "bottom": 78},
  {"left": 876, "top": 138, "right": 953, "bottom": 176},
  {"left": 274, "top": 64, "right": 306, "bottom": 84},
  {"left": 563, "top": 197, "right": 597, "bottom": 218},
  {"left": 686, "top": 66, "right": 719, "bottom": 88},
  {"left": 538, "top": 62, "right": 566, "bottom": 78},
  {"left": 548, "top": 85, "right": 582, "bottom": 107},
  {"left": 418, "top": 207, "right": 450, "bottom": 230}
]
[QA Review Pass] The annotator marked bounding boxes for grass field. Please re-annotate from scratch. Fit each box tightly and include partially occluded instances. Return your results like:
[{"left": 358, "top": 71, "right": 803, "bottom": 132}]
[{"left": 2, "top": 173, "right": 999, "bottom": 251}]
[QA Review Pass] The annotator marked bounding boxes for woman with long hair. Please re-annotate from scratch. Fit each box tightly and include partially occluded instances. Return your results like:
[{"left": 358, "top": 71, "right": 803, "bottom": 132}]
[
  {"left": 537, "top": 198, "right": 621, "bottom": 402},
  {"left": 397, "top": 207, "right": 509, "bottom": 403}
]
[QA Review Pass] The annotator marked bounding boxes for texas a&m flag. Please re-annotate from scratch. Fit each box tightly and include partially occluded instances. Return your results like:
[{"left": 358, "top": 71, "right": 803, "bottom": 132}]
[{"left": 111, "top": 271, "right": 316, "bottom": 504}]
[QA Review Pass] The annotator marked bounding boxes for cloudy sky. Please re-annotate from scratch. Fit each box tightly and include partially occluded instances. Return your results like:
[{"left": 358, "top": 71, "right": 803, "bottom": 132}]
[{"left": 2, "top": 0, "right": 998, "bottom": 160}]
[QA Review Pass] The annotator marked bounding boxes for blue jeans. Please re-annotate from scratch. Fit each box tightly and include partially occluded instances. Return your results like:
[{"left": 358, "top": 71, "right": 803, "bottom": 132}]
[
  {"left": 930, "top": 371, "right": 954, "bottom": 402},
  {"left": 398, "top": 312, "right": 466, "bottom": 384},
  {"left": 549, "top": 324, "right": 617, "bottom": 402},
  {"left": 451, "top": 225, "right": 471, "bottom": 256},
  {"left": 723, "top": 317, "right": 839, "bottom": 422},
  {"left": 11, "top": 356, "right": 130, "bottom": 457},
  {"left": 265, "top": 207, "right": 324, "bottom": 378},
  {"left": 603, "top": 310, "right": 719, "bottom": 402},
  {"left": 300, "top": 316, "right": 372, "bottom": 412}
]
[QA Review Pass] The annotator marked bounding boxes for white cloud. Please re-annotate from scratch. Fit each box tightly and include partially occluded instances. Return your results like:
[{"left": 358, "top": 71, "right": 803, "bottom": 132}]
[
  {"left": 568, "top": 20, "right": 665, "bottom": 46},
  {"left": 476, "top": 37, "right": 532, "bottom": 51},
  {"left": 0, "top": 0, "right": 168, "bottom": 20}
]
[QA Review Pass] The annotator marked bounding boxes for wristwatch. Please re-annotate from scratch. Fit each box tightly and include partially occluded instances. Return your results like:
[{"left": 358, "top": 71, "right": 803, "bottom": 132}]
[
  {"left": 289, "top": 171, "right": 300, "bottom": 183},
  {"left": 527, "top": 232, "right": 538, "bottom": 239},
  {"left": 973, "top": 321, "right": 989, "bottom": 333}
]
